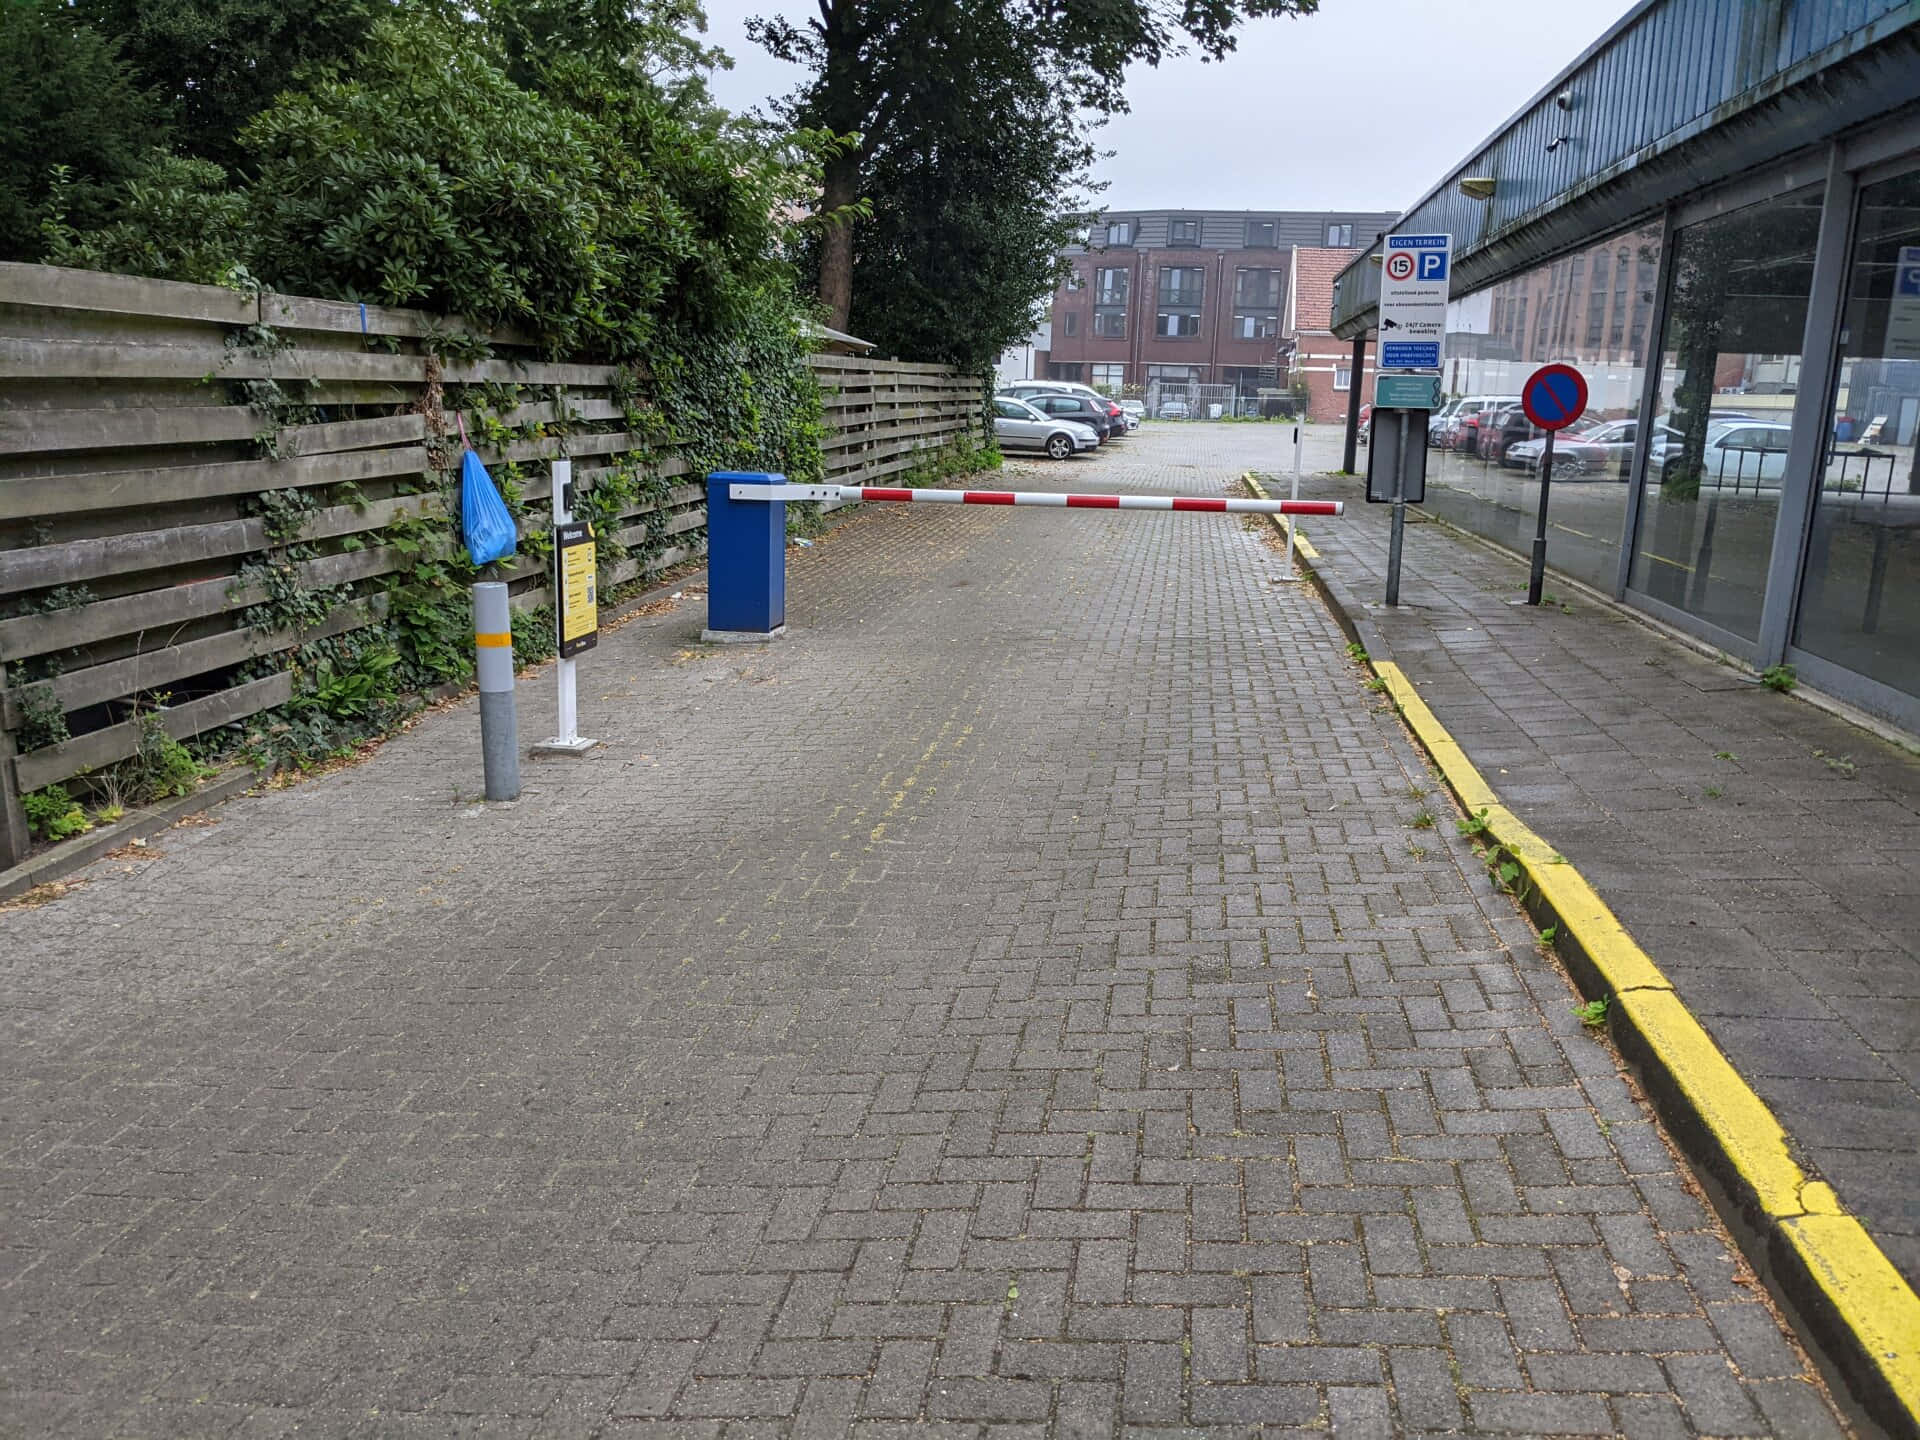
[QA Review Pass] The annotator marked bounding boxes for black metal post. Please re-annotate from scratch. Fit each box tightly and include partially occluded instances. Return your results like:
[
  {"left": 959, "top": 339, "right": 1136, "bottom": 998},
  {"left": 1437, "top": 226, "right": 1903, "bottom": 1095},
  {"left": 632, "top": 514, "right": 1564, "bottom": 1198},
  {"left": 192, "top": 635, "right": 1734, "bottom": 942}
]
[
  {"left": 1341, "top": 332, "right": 1367, "bottom": 475},
  {"left": 1527, "top": 429, "right": 1555, "bottom": 606},
  {"left": 1386, "top": 409, "right": 1409, "bottom": 607}
]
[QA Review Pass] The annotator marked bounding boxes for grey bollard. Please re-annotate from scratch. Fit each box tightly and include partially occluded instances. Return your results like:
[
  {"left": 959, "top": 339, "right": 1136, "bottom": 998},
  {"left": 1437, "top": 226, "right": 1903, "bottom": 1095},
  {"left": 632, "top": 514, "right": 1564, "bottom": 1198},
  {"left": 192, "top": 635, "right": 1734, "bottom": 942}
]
[{"left": 473, "top": 582, "right": 520, "bottom": 801}]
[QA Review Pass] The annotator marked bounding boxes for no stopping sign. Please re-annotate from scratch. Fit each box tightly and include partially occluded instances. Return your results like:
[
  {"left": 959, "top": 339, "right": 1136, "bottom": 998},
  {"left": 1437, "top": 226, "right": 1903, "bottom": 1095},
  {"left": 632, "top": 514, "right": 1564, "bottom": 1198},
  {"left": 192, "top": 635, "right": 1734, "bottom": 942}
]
[{"left": 1521, "top": 364, "right": 1589, "bottom": 431}]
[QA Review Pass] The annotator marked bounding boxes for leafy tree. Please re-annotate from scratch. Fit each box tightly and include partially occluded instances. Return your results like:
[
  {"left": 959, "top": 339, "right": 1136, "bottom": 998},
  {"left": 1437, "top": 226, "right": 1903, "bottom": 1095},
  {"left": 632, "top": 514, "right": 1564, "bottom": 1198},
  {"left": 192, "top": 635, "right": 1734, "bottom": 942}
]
[
  {"left": 0, "top": 0, "right": 171, "bottom": 262},
  {"left": 42, "top": 153, "right": 251, "bottom": 284},
  {"left": 753, "top": 0, "right": 1320, "bottom": 344},
  {"left": 75, "top": 0, "right": 388, "bottom": 166}
]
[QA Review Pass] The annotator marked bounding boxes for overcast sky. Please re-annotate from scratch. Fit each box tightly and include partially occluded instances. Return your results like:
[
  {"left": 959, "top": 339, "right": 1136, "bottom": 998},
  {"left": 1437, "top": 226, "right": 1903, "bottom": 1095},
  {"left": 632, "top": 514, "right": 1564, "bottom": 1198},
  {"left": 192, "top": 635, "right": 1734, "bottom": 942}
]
[{"left": 701, "top": 0, "right": 1640, "bottom": 216}]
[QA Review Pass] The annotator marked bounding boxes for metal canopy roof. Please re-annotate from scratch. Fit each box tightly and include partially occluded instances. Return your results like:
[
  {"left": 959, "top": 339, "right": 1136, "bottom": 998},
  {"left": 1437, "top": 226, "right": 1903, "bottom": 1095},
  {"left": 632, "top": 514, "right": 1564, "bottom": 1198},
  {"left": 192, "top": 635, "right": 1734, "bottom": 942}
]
[{"left": 1330, "top": 0, "right": 1920, "bottom": 339}]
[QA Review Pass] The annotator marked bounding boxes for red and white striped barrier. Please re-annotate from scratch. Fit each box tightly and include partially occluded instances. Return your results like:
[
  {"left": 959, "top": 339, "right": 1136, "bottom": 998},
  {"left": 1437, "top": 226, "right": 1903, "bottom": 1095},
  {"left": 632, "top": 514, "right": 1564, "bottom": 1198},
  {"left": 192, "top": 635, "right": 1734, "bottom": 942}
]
[{"left": 728, "top": 482, "right": 1342, "bottom": 517}]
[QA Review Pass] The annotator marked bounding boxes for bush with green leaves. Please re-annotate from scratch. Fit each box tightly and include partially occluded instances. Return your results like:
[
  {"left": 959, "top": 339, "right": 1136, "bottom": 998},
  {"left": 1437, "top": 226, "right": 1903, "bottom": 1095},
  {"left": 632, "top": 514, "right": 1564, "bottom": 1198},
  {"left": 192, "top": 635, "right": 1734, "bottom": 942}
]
[{"left": 23, "top": 785, "right": 92, "bottom": 843}]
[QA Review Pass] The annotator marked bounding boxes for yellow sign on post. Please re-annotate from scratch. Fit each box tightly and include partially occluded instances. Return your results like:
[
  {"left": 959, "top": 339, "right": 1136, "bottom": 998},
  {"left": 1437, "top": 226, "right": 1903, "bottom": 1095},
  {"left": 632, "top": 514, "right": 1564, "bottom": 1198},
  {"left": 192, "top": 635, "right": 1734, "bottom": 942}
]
[{"left": 555, "top": 520, "right": 597, "bottom": 658}]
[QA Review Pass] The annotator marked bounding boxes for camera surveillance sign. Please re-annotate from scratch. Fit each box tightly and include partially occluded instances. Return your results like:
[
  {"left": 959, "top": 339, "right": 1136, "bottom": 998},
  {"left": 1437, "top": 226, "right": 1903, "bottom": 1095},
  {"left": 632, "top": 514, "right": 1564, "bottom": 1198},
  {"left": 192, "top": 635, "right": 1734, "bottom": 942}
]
[{"left": 1378, "top": 233, "right": 1452, "bottom": 371}]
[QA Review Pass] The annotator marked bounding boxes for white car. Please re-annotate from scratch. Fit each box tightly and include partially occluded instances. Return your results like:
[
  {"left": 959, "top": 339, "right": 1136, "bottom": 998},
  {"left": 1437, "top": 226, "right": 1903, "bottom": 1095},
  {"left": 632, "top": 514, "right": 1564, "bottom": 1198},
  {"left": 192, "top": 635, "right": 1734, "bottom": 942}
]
[
  {"left": 1648, "top": 421, "right": 1794, "bottom": 487},
  {"left": 1118, "top": 399, "right": 1145, "bottom": 430},
  {"left": 1159, "top": 398, "right": 1191, "bottom": 420},
  {"left": 992, "top": 396, "right": 1098, "bottom": 460}
]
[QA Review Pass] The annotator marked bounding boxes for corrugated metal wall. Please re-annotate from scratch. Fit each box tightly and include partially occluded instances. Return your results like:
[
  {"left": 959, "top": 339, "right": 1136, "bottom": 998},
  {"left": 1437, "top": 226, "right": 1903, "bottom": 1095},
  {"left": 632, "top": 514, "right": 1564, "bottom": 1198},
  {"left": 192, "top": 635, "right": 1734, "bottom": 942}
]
[{"left": 1331, "top": 0, "right": 1920, "bottom": 332}]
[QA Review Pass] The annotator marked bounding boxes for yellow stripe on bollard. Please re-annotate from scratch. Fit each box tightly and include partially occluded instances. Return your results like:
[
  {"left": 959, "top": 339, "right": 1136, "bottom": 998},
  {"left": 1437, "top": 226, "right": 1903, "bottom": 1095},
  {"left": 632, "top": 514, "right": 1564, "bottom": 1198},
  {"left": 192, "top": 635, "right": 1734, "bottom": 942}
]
[{"left": 474, "top": 631, "right": 512, "bottom": 648}]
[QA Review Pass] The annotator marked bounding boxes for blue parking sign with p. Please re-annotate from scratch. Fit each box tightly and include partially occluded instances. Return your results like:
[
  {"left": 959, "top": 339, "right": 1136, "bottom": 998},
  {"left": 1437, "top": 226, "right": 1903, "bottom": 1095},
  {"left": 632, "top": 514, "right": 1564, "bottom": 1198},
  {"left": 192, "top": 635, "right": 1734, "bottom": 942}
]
[{"left": 1418, "top": 251, "right": 1449, "bottom": 281}]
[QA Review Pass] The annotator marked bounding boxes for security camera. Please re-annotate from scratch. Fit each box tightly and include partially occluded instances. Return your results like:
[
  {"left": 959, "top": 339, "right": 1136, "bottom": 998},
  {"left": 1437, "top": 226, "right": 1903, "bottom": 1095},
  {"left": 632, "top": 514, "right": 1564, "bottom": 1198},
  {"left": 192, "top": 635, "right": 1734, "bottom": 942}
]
[{"left": 1554, "top": 89, "right": 1573, "bottom": 111}]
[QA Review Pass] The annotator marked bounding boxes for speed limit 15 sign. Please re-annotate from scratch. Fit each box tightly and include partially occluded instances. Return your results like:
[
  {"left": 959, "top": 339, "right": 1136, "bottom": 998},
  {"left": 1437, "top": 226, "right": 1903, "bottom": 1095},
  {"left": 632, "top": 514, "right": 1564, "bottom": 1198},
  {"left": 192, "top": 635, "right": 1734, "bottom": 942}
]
[{"left": 1378, "top": 233, "right": 1452, "bottom": 371}]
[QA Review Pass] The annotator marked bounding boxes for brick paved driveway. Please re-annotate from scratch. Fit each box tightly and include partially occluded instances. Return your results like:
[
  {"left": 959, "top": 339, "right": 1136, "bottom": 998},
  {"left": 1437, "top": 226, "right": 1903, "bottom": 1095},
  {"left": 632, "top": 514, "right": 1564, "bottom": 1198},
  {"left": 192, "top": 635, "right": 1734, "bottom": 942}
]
[{"left": 1, "top": 426, "right": 1846, "bottom": 1436}]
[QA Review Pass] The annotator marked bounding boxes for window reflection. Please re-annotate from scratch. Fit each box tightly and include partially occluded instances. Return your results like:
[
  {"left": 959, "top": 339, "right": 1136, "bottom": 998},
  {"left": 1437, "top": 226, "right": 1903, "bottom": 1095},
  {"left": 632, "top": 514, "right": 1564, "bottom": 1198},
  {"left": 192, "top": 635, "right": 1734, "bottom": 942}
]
[
  {"left": 1794, "top": 166, "right": 1920, "bottom": 701},
  {"left": 1416, "top": 223, "right": 1661, "bottom": 592},
  {"left": 1628, "top": 187, "right": 1823, "bottom": 641}
]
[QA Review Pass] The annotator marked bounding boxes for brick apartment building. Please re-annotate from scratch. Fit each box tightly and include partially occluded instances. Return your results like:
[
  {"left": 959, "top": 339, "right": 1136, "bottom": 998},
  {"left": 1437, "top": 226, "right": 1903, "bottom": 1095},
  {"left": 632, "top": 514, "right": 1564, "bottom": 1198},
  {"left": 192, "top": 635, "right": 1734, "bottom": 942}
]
[
  {"left": 1031, "top": 209, "right": 1398, "bottom": 400},
  {"left": 1287, "top": 246, "right": 1368, "bottom": 422}
]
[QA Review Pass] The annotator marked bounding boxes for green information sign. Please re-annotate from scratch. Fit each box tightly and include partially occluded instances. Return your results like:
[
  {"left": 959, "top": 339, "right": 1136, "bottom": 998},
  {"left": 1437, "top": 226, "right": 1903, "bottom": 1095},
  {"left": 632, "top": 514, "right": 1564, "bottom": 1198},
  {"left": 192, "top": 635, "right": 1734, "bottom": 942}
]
[{"left": 1374, "top": 373, "right": 1443, "bottom": 410}]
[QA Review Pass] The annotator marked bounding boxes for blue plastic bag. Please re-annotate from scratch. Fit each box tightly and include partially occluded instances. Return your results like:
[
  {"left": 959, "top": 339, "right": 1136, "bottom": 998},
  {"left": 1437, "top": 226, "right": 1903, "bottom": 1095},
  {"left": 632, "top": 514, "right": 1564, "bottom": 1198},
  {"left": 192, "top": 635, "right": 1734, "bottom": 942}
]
[{"left": 460, "top": 448, "right": 517, "bottom": 566}]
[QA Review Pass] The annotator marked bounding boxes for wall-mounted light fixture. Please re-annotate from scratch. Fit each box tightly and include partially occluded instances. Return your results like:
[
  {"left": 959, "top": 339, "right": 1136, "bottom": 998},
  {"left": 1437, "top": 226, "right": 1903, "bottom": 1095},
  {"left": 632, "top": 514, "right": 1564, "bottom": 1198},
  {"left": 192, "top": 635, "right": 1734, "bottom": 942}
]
[{"left": 1457, "top": 177, "right": 1496, "bottom": 201}]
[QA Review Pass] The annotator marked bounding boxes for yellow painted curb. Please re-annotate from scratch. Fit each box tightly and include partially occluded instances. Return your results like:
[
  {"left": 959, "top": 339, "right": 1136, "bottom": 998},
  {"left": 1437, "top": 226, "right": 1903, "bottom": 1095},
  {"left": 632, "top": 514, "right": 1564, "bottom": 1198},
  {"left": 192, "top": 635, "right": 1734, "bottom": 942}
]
[
  {"left": 1241, "top": 473, "right": 1319, "bottom": 560},
  {"left": 1372, "top": 656, "right": 1920, "bottom": 1429}
]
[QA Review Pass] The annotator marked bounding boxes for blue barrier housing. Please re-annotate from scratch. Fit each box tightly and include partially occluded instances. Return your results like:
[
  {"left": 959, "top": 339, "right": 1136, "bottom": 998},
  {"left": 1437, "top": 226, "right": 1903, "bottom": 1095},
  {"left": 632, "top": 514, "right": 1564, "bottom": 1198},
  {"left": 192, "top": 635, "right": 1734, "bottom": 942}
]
[{"left": 705, "top": 472, "right": 787, "bottom": 637}]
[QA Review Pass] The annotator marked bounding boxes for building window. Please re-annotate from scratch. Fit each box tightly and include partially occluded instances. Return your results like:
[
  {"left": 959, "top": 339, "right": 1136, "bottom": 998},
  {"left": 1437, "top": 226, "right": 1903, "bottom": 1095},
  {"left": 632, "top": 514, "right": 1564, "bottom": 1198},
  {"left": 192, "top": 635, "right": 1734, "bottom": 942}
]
[
  {"left": 1608, "top": 248, "right": 1630, "bottom": 349},
  {"left": 1170, "top": 218, "right": 1200, "bottom": 245},
  {"left": 1158, "top": 267, "right": 1204, "bottom": 306},
  {"left": 1147, "top": 364, "right": 1202, "bottom": 390},
  {"left": 1093, "top": 310, "right": 1126, "bottom": 338},
  {"left": 1090, "top": 363, "right": 1126, "bottom": 392},
  {"left": 1062, "top": 311, "right": 1079, "bottom": 337},
  {"left": 1234, "top": 313, "right": 1278, "bottom": 340},
  {"left": 1246, "top": 220, "right": 1276, "bottom": 248},
  {"left": 1095, "top": 268, "right": 1129, "bottom": 306},
  {"left": 1326, "top": 223, "right": 1354, "bottom": 247},
  {"left": 1156, "top": 312, "right": 1202, "bottom": 338},
  {"left": 1334, "top": 364, "right": 1352, "bottom": 391},
  {"left": 1064, "top": 271, "right": 1084, "bottom": 291},
  {"left": 1234, "top": 268, "right": 1280, "bottom": 308},
  {"left": 1046, "top": 362, "right": 1084, "bottom": 381},
  {"left": 1106, "top": 219, "right": 1133, "bottom": 246}
]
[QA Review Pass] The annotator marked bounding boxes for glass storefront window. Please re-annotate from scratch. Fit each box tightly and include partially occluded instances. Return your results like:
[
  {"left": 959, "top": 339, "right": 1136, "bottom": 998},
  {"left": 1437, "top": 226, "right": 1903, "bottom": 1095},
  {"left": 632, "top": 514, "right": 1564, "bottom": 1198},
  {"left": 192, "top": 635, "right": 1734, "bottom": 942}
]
[
  {"left": 1793, "top": 164, "right": 1920, "bottom": 702},
  {"left": 1628, "top": 186, "right": 1823, "bottom": 642},
  {"left": 1418, "top": 223, "right": 1662, "bottom": 592}
]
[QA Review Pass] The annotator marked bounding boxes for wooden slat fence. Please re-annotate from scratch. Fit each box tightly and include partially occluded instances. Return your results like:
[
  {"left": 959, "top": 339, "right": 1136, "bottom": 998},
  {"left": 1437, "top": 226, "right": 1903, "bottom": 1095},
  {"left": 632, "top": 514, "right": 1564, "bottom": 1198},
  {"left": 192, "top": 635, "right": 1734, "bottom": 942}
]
[{"left": 0, "top": 262, "right": 984, "bottom": 865}]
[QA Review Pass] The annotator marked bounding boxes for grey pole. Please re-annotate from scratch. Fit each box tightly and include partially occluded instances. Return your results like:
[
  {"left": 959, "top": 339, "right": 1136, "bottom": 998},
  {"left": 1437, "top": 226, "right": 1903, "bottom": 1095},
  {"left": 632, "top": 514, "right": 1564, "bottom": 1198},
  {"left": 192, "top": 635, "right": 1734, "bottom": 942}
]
[
  {"left": 1527, "top": 429, "right": 1556, "bottom": 606},
  {"left": 473, "top": 581, "right": 520, "bottom": 801},
  {"left": 1386, "top": 409, "right": 1409, "bottom": 606}
]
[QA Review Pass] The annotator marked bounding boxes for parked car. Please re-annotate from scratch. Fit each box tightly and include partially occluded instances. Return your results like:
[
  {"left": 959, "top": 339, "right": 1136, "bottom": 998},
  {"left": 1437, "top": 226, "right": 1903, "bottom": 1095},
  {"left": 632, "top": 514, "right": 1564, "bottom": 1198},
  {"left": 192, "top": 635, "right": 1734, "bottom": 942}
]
[
  {"left": 1118, "top": 399, "right": 1145, "bottom": 429},
  {"left": 1427, "top": 399, "right": 1461, "bottom": 447},
  {"left": 999, "top": 381, "right": 1128, "bottom": 437},
  {"left": 1441, "top": 395, "right": 1520, "bottom": 453},
  {"left": 1509, "top": 418, "right": 1659, "bottom": 479},
  {"left": 1026, "top": 390, "right": 1115, "bottom": 441},
  {"left": 1647, "top": 421, "right": 1795, "bottom": 488},
  {"left": 1475, "top": 406, "right": 1538, "bottom": 467},
  {"left": 992, "top": 395, "right": 1098, "bottom": 460},
  {"left": 1159, "top": 398, "right": 1191, "bottom": 420}
]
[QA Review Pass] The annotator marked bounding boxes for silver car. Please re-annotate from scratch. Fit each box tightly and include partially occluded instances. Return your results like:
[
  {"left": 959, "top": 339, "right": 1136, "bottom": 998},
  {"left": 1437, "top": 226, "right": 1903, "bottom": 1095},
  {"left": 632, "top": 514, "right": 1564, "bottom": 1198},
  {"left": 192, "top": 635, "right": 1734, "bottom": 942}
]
[{"left": 993, "top": 396, "right": 1098, "bottom": 460}]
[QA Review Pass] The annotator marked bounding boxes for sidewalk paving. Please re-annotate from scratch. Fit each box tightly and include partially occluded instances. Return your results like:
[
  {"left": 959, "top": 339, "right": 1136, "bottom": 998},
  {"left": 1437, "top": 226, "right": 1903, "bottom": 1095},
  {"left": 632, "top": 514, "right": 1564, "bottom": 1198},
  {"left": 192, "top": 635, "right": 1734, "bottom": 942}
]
[
  {"left": 0, "top": 426, "right": 1851, "bottom": 1437},
  {"left": 1279, "top": 464, "right": 1920, "bottom": 1327}
]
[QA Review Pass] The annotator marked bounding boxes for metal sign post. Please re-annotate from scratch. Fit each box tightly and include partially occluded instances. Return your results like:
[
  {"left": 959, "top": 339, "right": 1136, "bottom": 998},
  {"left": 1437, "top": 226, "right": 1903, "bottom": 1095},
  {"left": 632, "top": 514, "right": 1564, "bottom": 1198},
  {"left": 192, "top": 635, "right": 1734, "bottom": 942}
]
[
  {"left": 533, "top": 458, "right": 598, "bottom": 755},
  {"left": 1387, "top": 411, "right": 1410, "bottom": 607},
  {"left": 1529, "top": 430, "right": 1557, "bottom": 607},
  {"left": 1517, "top": 364, "right": 1590, "bottom": 607}
]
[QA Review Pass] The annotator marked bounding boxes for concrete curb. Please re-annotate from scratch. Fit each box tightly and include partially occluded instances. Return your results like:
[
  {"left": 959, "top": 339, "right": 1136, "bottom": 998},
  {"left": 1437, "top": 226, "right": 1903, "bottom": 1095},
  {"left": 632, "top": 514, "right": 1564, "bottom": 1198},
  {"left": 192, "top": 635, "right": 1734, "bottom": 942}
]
[
  {"left": 0, "top": 761, "right": 267, "bottom": 903},
  {"left": 1243, "top": 472, "right": 1920, "bottom": 1438}
]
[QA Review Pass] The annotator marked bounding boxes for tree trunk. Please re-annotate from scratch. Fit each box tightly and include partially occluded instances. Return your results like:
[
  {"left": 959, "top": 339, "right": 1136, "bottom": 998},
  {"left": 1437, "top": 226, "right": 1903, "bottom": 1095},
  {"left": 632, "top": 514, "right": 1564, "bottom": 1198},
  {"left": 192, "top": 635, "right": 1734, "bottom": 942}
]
[{"left": 817, "top": 150, "right": 859, "bottom": 333}]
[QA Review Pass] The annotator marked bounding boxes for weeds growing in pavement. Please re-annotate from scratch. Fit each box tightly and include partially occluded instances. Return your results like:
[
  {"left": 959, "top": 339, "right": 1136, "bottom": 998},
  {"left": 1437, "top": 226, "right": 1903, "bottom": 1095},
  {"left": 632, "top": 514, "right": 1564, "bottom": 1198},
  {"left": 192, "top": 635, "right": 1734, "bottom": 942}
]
[
  {"left": 1409, "top": 811, "right": 1435, "bottom": 830},
  {"left": 1704, "top": 784, "right": 1723, "bottom": 799},
  {"left": 1575, "top": 996, "right": 1611, "bottom": 1028},
  {"left": 1456, "top": 808, "right": 1491, "bottom": 838},
  {"left": 1760, "top": 664, "right": 1798, "bottom": 693},
  {"left": 1536, "top": 924, "right": 1559, "bottom": 952},
  {"left": 1346, "top": 642, "right": 1369, "bottom": 663}
]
